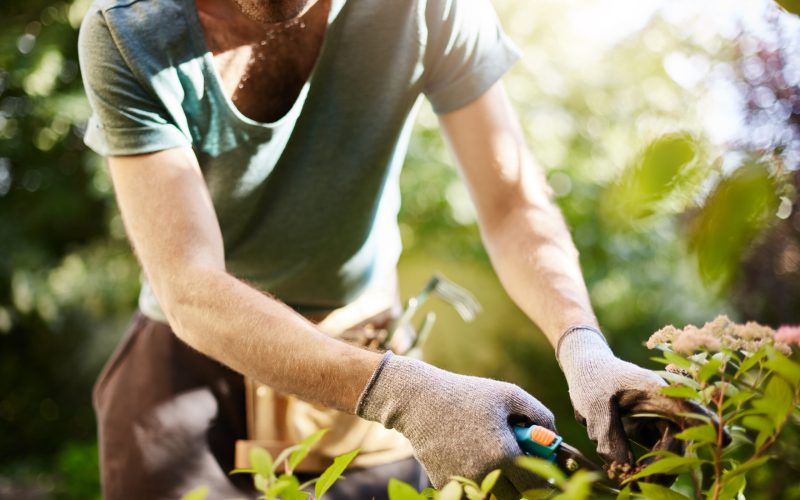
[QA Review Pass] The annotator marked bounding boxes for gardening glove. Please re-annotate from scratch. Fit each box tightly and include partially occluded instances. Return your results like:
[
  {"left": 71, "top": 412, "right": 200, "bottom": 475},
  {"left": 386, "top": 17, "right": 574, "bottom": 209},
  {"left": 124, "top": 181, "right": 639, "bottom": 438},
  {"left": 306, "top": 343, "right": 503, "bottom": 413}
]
[
  {"left": 357, "top": 351, "right": 555, "bottom": 499},
  {"left": 557, "top": 326, "right": 715, "bottom": 482}
]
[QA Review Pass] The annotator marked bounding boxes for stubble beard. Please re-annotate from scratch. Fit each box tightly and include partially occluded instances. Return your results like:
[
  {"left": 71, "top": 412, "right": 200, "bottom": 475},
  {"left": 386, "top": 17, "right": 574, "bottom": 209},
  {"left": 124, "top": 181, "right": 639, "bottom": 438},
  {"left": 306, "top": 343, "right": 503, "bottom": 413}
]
[{"left": 231, "top": 0, "right": 317, "bottom": 24}]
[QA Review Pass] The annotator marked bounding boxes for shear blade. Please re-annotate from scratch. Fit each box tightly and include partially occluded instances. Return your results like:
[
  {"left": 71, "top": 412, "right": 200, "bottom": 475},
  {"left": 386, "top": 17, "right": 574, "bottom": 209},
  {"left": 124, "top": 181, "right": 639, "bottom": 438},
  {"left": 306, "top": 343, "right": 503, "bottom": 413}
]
[{"left": 555, "top": 443, "right": 619, "bottom": 492}]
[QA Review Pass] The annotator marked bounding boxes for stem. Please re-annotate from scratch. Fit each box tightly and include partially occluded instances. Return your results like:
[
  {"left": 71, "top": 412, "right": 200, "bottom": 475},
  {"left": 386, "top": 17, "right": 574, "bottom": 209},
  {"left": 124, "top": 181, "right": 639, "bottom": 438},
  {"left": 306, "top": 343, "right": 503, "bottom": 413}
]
[
  {"left": 754, "top": 364, "right": 764, "bottom": 389},
  {"left": 747, "top": 408, "right": 791, "bottom": 461},
  {"left": 710, "top": 383, "right": 797, "bottom": 500},
  {"left": 710, "top": 377, "right": 727, "bottom": 500},
  {"left": 731, "top": 387, "right": 800, "bottom": 479},
  {"left": 688, "top": 449, "right": 703, "bottom": 500}
]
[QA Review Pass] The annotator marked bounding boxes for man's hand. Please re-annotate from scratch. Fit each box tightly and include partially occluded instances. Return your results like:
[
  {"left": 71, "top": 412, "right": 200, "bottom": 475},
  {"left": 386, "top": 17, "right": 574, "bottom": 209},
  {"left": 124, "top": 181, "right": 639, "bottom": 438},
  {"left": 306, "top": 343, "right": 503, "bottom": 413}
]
[
  {"left": 357, "top": 352, "right": 554, "bottom": 499},
  {"left": 557, "top": 327, "right": 703, "bottom": 469}
]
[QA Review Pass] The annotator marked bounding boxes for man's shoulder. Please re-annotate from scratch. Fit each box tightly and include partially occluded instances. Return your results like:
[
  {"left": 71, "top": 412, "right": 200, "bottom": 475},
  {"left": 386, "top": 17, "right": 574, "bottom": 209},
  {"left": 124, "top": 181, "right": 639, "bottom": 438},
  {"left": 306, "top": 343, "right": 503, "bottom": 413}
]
[
  {"left": 82, "top": 0, "right": 187, "bottom": 43},
  {"left": 80, "top": 0, "right": 192, "bottom": 72},
  {"left": 86, "top": 0, "right": 181, "bottom": 16}
]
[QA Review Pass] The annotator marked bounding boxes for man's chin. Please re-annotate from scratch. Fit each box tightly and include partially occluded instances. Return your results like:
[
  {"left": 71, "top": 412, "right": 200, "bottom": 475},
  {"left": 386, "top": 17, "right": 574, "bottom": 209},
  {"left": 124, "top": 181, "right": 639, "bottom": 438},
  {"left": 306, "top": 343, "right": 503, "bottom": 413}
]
[{"left": 232, "top": 0, "right": 316, "bottom": 24}]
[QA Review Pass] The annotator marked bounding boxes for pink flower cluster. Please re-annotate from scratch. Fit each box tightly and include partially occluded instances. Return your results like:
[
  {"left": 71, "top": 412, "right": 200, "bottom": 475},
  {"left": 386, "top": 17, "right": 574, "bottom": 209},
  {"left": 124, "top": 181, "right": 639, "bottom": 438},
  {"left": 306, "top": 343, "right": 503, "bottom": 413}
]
[
  {"left": 776, "top": 325, "right": 800, "bottom": 346},
  {"left": 648, "top": 315, "right": 796, "bottom": 354}
]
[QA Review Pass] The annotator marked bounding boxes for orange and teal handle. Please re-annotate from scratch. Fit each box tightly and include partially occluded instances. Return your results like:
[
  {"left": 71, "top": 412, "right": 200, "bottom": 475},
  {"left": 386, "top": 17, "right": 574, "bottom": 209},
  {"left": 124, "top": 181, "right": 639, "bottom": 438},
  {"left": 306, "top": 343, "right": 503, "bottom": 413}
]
[{"left": 513, "top": 425, "right": 563, "bottom": 462}]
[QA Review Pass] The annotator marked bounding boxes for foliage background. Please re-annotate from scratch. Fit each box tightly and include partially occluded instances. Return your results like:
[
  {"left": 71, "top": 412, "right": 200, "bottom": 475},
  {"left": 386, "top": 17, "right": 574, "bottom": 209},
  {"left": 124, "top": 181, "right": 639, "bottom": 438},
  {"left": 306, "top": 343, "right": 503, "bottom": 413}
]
[{"left": 1, "top": 0, "right": 799, "bottom": 497}]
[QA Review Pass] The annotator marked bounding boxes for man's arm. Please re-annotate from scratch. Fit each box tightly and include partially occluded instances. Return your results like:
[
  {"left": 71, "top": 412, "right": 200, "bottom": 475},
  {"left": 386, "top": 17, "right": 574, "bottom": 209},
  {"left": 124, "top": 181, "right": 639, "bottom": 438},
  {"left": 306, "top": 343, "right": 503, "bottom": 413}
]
[
  {"left": 107, "top": 147, "right": 381, "bottom": 412},
  {"left": 439, "top": 82, "right": 689, "bottom": 468},
  {"left": 438, "top": 82, "right": 597, "bottom": 345},
  {"left": 109, "top": 146, "right": 557, "bottom": 497}
]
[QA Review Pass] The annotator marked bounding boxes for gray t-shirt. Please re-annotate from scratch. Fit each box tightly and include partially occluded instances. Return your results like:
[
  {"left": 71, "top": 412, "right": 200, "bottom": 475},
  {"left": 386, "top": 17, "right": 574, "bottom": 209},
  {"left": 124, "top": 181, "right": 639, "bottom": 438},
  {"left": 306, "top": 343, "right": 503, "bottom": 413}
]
[{"left": 79, "top": 0, "right": 520, "bottom": 321}]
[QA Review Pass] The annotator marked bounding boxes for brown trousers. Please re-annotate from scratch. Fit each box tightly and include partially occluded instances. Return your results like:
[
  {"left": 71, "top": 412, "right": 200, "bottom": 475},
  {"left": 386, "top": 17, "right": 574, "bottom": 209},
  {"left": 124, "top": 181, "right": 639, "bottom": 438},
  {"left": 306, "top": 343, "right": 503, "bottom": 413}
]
[{"left": 93, "top": 311, "right": 428, "bottom": 499}]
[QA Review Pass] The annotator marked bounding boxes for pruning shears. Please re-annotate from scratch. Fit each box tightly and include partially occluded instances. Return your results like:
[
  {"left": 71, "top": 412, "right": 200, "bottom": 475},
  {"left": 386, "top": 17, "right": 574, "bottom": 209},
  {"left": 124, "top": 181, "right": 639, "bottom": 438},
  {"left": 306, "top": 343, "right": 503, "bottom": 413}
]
[{"left": 514, "top": 424, "right": 619, "bottom": 493}]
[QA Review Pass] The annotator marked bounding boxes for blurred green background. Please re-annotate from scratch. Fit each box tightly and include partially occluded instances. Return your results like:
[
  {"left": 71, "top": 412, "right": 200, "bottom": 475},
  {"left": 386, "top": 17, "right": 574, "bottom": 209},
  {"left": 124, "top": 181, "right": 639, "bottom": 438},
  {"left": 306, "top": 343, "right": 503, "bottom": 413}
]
[{"left": 1, "top": 0, "right": 799, "bottom": 498}]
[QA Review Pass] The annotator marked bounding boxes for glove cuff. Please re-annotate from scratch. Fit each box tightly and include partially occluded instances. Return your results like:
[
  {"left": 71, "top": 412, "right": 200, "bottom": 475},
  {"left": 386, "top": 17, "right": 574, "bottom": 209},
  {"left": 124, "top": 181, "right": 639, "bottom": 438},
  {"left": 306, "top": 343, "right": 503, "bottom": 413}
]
[
  {"left": 355, "top": 350, "right": 395, "bottom": 417},
  {"left": 556, "top": 325, "right": 610, "bottom": 367}
]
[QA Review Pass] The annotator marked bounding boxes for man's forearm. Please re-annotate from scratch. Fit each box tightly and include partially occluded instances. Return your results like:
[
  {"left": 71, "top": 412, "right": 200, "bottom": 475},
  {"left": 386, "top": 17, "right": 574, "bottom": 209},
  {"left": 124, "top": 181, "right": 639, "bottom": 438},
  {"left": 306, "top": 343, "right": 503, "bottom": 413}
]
[
  {"left": 159, "top": 266, "right": 383, "bottom": 413},
  {"left": 481, "top": 180, "right": 597, "bottom": 346},
  {"left": 107, "top": 149, "right": 382, "bottom": 414},
  {"left": 438, "top": 83, "right": 596, "bottom": 346}
]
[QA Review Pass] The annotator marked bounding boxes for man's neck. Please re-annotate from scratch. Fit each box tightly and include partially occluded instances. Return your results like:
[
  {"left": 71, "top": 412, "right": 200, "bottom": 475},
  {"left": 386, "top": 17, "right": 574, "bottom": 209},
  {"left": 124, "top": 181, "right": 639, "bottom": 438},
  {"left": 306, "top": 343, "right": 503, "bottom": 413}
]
[
  {"left": 196, "top": 0, "right": 329, "bottom": 49},
  {"left": 195, "top": 0, "right": 322, "bottom": 28},
  {"left": 195, "top": 0, "right": 332, "bottom": 123}
]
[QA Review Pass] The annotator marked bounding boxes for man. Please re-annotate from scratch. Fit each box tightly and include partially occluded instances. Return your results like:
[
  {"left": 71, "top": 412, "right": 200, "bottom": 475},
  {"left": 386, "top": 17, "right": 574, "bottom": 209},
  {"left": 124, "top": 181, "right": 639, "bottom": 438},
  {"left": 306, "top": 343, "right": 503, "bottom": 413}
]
[{"left": 78, "top": 0, "right": 676, "bottom": 498}]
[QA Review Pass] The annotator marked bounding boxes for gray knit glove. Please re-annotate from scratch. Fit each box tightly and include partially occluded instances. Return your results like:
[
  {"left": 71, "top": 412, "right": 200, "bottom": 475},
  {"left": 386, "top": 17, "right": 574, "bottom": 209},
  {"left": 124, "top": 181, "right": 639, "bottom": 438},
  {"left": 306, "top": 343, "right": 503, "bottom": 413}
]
[
  {"left": 558, "top": 326, "right": 706, "bottom": 471},
  {"left": 357, "top": 352, "right": 555, "bottom": 499}
]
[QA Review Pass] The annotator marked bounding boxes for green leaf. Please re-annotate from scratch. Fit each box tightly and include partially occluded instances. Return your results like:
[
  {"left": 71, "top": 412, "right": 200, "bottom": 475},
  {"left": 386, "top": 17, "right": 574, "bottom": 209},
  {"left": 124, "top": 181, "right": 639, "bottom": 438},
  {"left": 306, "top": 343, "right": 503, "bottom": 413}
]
[
  {"left": 464, "top": 484, "right": 484, "bottom": 500},
  {"left": 282, "top": 490, "right": 310, "bottom": 500},
  {"left": 481, "top": 469, "right": 502, "bottom": 494},
  {"left": 721, "top": 347, "right": 740, "bottom": 363},
  {"left": 723, "top": 455, "right": 773, "bottom": 479},
  {"left": 250, "top": 447, "right": 274, "bottom": 480},
  {"left": 637, "top": 482, "right": 692, "bottom": 500},
  {"left": 521, "top": 489, "right": 554, "bottom": 499},
  {"left": 657, "top": 371, "right": 701, "bottom": 389},
  {"left": 630, "top": 413, "right": 673, "bottom": 420},
  {"left": 516, "top": 456, "right": 567, "bottom": 487},
  {"left": 266, "top": 474, "right": 301, "bottom": 498},
  {"left": 698, "top": 358, "right": 723, "bottom": 383},
  {"left": 616, "top": 485, "right": 631, "bottom": 500},
  {"left": 730, "top": 408, "right": 765, "bottom": 422},
  {"left": 660, "top": 385, "right": 701, "bottom": 400},
  {"left": 450, "top": 476, "right": 480, "bottom": 490},
  {"left": 437, "top": 481, "right": 463, "bottom": 500},
  {"left": 289, "top": 429, "right": 329, "bottom": 472},
  {"left": 297, "top": 478, "right": 319, "bottom": 491},
  {"left": 663, "top": 351, "right": 693, "bottom": 370},
  {"left": 601, "top": 132, "right": 701, "bottom": 224},
  {"left": 753, "top": 376, "right": 794, "bottom": 428},
  {"left": 689, "top": 162, "right": 779, "bottom": 285},
  {"left": 625, "top": 456, "right": 704, "bottom": 483},
  {"left": 180, "top": 486, "right": 209, "bottom": 500},
  {"left": 675, "top": 424, "right": 717, "bottom": 444},
  {"left": 741, "top": 415, "right": 773, "bottom": 435},
  {"left": 315, "top": 448, "right": 360, "bottom": 499},
  {"left": 254, "top": 474, "right": 269, "bottom": 494},
  {"left": 764, "top": 349, "right": 800, "bottom": 388},
  {"left": 420, "top": 487, "right": 437, "bottom": 499},
  {"left": 272, "top": 444, "right": 303, "bottom": 472},
  {"left": 721, "top": 391, "right": 754, "bottom": 412},
  {"left": 272, "top": 474, "right": 310, "bottom": 500},
  {"left": 722, "top": 381, "right": 740, "bottom": 397},
  {"left": 717, "top": 473, "right": 746, "bottom": 500},
  {"left": 676, "top": 411, "right": 712, "bottom": 424},
  {"left": 727, "top": 426, "right": 753, "bottom": 447},
  {"left": 637, "top": 450, "right": 679, "bottom": 462},
  {"left": 553, "top": 470, "right": 600, "bottom": 500},
  {"left": 388, "top": 478, "right": 423, "bottom": 500},
  {"left": 711, "top": 350, "right": 731, "bottom": 363},
  {"left": 735, "top": 349, "right": 767, "bottom": 378},
  {"left": 756, "top": 430, "right": 771, "bottom": 450},
  {"left": 299, "top": 428, "right": 329, "bottom": 448},
  {"left": 228, "top": 468, "right": 255, "bottom": 476}
]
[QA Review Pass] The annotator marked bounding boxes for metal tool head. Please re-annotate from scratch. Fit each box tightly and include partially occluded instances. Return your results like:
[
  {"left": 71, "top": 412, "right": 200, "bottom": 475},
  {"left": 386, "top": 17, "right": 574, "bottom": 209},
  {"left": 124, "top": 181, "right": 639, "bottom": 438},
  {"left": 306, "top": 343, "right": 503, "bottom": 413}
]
[
  {"left": 385, "top": 273, "right": 481, "bottom": 352},
  {"left": 425, "top": 273, "right": 482, "bottom": 322},
  {"left": 555, "top": 442, "right": 620, "bottom": 494},
  {"left": 554, "top": 441, "right": 604, "bottom": 475}
]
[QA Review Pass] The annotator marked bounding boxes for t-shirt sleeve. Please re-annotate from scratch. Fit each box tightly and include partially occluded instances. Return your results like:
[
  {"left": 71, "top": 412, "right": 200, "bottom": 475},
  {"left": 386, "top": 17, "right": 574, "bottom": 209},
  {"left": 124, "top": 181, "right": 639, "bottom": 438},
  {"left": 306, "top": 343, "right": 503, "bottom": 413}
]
[
  {"left": 423, "top": 0, "right": 521, "bottom": 115},
  {"left": 78, "top": 9, "right": 190, "bottom": 157}
]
